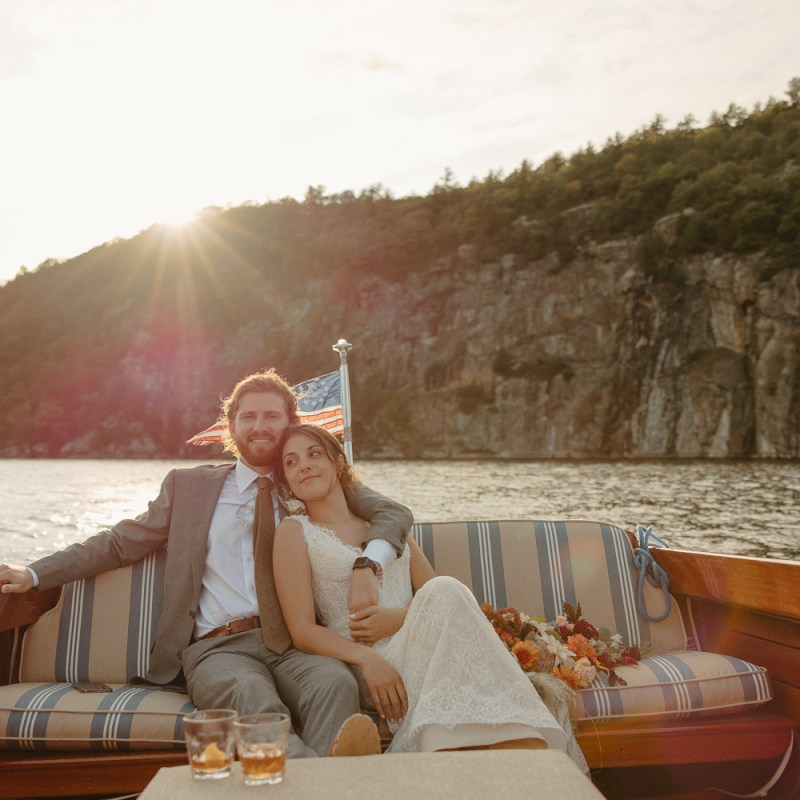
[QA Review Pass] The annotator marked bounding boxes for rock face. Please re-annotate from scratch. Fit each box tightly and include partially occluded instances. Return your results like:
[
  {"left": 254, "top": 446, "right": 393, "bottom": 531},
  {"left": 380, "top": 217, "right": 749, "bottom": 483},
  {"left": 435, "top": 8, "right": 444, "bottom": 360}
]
[
  {"left": 321, "top": 244, "right": 798, "bottom": 458},
  {"left": 3, "top": 233, "right": 796, "bottom": 460}
]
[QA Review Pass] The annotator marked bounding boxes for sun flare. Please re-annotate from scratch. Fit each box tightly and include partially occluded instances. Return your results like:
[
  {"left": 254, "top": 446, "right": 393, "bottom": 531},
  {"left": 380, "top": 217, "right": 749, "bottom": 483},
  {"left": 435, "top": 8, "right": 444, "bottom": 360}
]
[{"left": 157, "top": 207, "right": 200, "bottom": 229}]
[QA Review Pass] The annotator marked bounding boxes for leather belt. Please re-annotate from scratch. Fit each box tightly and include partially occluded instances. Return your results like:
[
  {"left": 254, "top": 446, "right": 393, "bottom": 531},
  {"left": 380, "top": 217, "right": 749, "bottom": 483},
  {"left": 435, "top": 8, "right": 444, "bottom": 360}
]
[{"left": 200, "top": 616, "right": 262, "bottom": 640}]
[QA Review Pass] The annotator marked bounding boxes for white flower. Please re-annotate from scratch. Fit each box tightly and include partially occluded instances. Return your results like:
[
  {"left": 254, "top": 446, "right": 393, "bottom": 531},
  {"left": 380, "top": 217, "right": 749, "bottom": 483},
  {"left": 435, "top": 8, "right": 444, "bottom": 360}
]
[
  {"left": 542, "top": 633, "right": 574, "bottom": 667},
  {"left": 609, "top": 633, "right": 624, "bottom": 649}
]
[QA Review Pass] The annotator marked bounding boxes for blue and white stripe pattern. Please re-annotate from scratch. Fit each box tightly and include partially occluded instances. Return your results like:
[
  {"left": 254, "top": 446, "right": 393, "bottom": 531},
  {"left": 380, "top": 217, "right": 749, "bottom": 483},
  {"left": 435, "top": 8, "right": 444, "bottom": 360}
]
[
  {"left": 127, "top": 551, "right": 166, "bottom": 680},
  {"left": 3, "top": 683, "right": 193, "bottom": 750},
  {"left": 577, "top": 651, "right": 772, "bottom": 720},
  {"left": 6, "top": 683, "right": 74, "bottom": 750},
  {"left": 467, "top": 521, "right": 507, "bottom": 609}
]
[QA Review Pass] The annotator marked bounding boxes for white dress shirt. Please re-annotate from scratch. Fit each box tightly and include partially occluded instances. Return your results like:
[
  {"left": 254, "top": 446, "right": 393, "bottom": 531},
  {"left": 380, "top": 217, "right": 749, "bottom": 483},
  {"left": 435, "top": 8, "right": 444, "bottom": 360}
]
[{"left": 194, "top": 460, "right": 278, "bottom": 638}]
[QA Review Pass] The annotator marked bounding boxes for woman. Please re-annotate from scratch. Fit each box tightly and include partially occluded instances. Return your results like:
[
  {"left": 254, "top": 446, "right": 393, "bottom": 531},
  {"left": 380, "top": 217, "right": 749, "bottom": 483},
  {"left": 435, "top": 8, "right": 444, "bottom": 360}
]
[{"left": 273, "top": 424, "right": 575, "bottom": 757}]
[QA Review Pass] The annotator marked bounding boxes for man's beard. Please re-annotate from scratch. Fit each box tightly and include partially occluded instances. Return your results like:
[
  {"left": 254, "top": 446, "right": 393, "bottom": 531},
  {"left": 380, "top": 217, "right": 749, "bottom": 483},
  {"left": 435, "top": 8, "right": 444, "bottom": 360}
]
[{"left": 236, "top": 435, "right": 279, "bottom": 469}]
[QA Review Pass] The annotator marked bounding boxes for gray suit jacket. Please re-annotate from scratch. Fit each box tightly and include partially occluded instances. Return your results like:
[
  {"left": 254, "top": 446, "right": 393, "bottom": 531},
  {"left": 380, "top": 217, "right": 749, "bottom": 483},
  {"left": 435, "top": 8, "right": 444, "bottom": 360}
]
[{"left": 29, "top": 463, "right": 412, "bottom": 685}]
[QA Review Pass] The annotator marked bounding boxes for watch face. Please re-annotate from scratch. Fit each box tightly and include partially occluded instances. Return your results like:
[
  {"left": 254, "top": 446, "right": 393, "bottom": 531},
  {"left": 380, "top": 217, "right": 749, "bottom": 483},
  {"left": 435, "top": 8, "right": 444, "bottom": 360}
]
[{"left": 353, "top": 557, "right": 379, "bottom": 575}]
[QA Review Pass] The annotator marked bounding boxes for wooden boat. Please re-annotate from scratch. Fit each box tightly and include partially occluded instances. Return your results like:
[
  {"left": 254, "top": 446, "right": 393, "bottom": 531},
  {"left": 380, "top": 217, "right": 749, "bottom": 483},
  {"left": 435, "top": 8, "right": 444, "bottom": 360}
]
[{"left": 1, "top": 519, "right": 798, "bottom": 800}]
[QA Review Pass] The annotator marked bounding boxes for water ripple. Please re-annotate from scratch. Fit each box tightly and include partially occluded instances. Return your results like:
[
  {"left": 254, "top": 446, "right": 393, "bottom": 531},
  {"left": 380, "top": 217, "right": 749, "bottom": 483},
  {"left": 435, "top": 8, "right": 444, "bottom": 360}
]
[{"left": 0, "top": 458, "right": 797, "bottom": 564}]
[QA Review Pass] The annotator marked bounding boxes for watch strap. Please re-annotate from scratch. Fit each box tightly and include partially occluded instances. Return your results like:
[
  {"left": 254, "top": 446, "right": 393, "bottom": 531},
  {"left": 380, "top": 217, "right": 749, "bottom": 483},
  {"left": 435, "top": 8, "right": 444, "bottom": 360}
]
[{"left": 352, "top": 556, "right": 381, "bottom": 576}]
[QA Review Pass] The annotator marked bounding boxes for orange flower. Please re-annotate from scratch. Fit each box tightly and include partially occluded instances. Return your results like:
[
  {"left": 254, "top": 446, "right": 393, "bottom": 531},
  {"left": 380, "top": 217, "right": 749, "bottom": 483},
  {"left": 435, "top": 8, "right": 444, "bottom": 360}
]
[
  {"left": 552, "top": 663, "right": 580, "bottom": 690},
  {"left": 567, "top": 633, "right": 597, "bottom": 662},
  {"left": 499, "top": 631, "right": 516, "bottom": 648},
  {"left": 511, "top": 640, "right": 539, "bottom": 671}
]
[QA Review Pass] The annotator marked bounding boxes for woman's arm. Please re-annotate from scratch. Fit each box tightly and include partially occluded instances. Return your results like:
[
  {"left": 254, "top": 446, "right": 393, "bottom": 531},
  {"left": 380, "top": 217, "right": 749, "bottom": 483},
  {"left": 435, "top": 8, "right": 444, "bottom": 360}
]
[
  {"left": 348, "top": 538, "right": 437, "bottom": 644},
  {"left": 409, "top": 536, "right": 436, "bottom": 591},
  {"left": 273, "top": 519, "right": 408, "bottom": 722}
]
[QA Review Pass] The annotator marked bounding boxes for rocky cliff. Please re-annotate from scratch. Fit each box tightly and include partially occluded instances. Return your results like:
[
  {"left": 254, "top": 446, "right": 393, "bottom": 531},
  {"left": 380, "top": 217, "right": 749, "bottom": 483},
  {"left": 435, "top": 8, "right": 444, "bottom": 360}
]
[
  {"left": 1, "top": 230, "right": 797, "bottom": 461},
  {"left": 325, "top": 241, "right": 799, "bottom": 458}
]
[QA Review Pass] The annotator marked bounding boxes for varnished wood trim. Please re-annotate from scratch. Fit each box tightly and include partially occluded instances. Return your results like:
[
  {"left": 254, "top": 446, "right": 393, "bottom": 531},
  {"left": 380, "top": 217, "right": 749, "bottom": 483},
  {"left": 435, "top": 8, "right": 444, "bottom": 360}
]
[
  {"left": 0, "top": 587, "right": 60, "bottom": 632},
  {"left": 577, "top": 711, "right": 794, "bottom": 769},
  {"left": 689, "top": 598, "right": 800, "bottom": 649},
  {"left": 0, "top": 749, "right": 186, "bottom": 798},
  {"left": 770, "top": 680, "right": 800, "bottom": 724},
  {"left": 693, "top": 624, "right": 800, "bottom": 691},
  {"left": 652, "top": 548, "right": 800, "bottom": 620}
]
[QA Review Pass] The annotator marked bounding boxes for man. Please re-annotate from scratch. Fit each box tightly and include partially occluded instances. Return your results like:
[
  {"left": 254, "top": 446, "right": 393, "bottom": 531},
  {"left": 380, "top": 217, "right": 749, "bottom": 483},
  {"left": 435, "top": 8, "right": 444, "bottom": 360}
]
[{"left": 0, "top": 368, "right": 410, "bottom": 758}]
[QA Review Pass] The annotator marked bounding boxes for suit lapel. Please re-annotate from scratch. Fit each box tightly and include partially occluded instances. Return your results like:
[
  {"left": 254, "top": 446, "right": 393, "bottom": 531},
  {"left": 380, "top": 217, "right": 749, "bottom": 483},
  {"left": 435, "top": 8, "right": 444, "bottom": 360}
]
[{"left": 188, "top": 465, "right": 233, "bottom": 588}]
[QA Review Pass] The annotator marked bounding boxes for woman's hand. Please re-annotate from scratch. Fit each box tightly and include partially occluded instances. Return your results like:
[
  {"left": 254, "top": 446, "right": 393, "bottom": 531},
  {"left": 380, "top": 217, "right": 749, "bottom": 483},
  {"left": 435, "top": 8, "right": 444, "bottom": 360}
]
[
  {"left": 349, "top": 605, "right": 407, "bottom": 646},
  {"left": 359, "top": 649, "right": 408, "bottom": 724}
]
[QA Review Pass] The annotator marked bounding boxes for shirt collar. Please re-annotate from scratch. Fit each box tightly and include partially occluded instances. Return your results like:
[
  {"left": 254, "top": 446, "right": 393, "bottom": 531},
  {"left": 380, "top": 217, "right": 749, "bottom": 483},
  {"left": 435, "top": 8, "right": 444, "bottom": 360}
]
[{"left": 235, "top": 459, "right": 274, "bottom": 494}]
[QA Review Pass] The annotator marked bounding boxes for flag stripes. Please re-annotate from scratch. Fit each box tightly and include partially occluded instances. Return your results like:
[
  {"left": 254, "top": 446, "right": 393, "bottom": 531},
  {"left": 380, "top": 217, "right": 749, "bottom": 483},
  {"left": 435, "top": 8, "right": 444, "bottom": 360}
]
[{"left": 187, "top": 370, "right": 343, "bottom": 445}]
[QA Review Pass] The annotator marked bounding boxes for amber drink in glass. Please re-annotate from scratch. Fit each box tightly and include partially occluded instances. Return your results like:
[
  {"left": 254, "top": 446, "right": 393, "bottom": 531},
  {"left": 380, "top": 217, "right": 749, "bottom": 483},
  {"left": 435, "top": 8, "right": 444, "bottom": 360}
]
[
  {"left": 182, "top": 709, "right": 237, "bottom": 780},
  {"left": 234, "top": 712, "right": 291, "bottom": 785}
]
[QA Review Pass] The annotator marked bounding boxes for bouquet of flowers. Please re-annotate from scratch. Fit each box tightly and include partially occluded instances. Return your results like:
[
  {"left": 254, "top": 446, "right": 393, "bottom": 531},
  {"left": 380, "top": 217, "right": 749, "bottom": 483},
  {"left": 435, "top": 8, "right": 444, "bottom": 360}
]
[{"left": 482, "top": 601, "right": 640, "bottom": 689}]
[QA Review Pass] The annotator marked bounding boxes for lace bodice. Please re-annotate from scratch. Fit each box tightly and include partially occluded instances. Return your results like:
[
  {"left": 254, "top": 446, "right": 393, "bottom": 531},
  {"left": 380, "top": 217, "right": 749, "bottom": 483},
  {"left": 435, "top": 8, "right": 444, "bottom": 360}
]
[{"left": 289, "top": 514, "right": 412, "bottom": 650}]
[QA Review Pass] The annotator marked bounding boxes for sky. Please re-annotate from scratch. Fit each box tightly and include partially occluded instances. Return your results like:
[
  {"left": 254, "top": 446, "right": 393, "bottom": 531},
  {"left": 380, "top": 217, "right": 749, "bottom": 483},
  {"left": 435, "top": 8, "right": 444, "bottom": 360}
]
[{"left": 1, "top": 0, "right": 798, "bottom": 285}]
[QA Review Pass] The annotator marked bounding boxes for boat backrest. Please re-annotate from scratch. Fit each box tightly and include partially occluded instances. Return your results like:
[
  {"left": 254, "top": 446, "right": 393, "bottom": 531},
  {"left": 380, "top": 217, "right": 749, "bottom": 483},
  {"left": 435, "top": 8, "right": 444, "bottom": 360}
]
[
  {"left": 19, "top": 548, "right": 166, "bottom": 684},
  {"left": 17, "top": 520, "right": 686, "bottom": 683},
  {"left": 412, "top": 520, "right": 686, "bottom": 652}
]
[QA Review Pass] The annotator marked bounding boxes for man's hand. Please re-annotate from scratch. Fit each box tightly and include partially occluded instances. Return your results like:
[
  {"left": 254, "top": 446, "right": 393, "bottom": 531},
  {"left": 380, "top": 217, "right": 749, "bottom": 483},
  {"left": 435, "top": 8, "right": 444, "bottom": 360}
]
[
  {"left": 0, "top": 565, "right": 34, "bottom": 594},
  {"left": 349, "top": 605, "right": 406, "bottom": 646},
  {"left": 348, "top": 567, "right": 378, "bottom": 614}
]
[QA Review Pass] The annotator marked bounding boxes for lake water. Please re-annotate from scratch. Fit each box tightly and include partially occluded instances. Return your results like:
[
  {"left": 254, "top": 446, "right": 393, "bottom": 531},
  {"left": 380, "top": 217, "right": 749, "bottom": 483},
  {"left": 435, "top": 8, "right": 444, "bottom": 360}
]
[{"left": 0, "top": 458, "right": 798, "bottom": 565}]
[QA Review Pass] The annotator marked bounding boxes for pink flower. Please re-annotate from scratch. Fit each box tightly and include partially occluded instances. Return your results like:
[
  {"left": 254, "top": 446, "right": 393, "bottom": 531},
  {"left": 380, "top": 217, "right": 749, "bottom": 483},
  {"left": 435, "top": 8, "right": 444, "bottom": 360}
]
[{"left": 573, "top": 657, "right": 597, "bottom": 688}]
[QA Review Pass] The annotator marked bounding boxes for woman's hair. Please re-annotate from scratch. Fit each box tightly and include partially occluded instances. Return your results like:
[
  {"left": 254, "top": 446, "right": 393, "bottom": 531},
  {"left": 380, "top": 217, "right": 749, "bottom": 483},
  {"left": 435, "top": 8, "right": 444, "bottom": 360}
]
[
  {"left": 275, "top": 424, "right": 358, "bottom": 496},
  {"left": 219, "top": 368, "right": 299, "bottom": 456}
]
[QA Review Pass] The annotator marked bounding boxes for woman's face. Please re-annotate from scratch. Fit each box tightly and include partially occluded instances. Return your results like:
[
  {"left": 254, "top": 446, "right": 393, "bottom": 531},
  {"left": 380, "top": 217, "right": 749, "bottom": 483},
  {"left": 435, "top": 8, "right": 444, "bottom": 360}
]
[{"left": 281, "top": 431, "right": 340, "bottom": 502}]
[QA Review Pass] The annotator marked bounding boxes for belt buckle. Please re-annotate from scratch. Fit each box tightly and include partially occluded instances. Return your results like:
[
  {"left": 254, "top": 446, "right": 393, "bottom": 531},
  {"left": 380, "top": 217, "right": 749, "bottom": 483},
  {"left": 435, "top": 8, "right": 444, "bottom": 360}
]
[{"left": 225, "top": 616, "right": 244, "bottom": 635}]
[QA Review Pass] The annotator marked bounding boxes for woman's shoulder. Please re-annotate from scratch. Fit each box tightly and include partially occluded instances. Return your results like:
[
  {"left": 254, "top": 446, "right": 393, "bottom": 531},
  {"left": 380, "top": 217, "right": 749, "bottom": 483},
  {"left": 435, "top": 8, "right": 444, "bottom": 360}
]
[{"left": 276, "top": 515, "right": 307, "bottom": 538}]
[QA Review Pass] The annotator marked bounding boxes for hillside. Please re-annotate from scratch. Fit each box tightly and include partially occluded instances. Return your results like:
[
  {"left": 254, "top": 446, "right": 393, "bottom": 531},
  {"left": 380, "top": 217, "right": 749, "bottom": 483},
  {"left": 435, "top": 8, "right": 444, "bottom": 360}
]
[{"left": 1, "top": 83, "right": 798, "bottom": 459}]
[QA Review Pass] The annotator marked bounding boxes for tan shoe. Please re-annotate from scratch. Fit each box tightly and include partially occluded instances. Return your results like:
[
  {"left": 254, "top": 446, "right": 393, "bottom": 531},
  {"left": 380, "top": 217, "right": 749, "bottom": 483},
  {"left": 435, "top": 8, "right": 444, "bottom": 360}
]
[{"left": 328, "top": 713, "right": 382, "bottom": 757}]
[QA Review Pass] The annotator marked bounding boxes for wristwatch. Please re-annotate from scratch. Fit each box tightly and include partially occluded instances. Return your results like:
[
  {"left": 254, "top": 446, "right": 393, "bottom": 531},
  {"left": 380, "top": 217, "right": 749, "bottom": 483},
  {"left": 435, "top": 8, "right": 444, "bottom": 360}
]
[{"left": 352, "top": 556, "right": 382, "bottom": 577}]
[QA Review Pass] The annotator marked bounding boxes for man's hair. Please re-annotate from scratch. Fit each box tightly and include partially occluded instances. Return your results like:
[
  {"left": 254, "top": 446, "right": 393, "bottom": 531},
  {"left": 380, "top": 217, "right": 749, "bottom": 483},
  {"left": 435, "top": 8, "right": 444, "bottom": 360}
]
[
  {"left": 220, "top": 368, "right": 299, "bottom": 457},
  {"left": 274, "top": 423, "right": 357, "bottom": 496}
]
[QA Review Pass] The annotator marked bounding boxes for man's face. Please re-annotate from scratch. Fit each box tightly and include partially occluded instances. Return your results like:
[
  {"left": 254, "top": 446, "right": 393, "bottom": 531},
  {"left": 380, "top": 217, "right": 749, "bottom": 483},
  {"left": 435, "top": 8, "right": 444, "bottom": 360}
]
[{"left": 229, "top": 391, "right": 291, "bottom": 473}]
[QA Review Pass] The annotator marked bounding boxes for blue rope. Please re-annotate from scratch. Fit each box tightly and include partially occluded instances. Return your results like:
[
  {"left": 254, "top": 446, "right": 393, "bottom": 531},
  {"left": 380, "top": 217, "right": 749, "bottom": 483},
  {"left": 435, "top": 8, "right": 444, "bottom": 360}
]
[{"left": 632, "top": 524, "right": 672, "bottom": 622}]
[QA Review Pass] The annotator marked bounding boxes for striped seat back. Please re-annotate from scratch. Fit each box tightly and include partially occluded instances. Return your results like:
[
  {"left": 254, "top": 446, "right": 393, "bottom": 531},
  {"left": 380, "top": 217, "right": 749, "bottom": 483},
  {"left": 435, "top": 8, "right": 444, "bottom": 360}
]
[
  {"left": 19, "top": 549, "right": 167, "bottom": 684},
  {"left": 412, "top": 520, "right": 686, "bottom": 652}
]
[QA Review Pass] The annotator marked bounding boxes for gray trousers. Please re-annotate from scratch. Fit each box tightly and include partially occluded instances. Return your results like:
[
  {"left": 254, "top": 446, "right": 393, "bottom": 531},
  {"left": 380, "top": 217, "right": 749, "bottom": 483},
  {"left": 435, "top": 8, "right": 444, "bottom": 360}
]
[{"left": 182, "top": 629, "right": 360, "bottom": 758}]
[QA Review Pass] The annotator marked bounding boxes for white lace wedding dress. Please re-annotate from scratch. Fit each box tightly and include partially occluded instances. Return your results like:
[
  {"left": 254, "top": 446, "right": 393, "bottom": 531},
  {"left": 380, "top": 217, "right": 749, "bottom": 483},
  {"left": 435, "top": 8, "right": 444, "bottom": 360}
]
[{"left": 291, "top": 515, "right": 583, "bottom": 765}]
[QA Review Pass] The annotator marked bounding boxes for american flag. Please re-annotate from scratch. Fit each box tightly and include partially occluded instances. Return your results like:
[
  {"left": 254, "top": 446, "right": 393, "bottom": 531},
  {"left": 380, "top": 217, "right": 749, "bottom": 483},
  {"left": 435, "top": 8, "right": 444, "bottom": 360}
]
[{"left": 186, "top": 371, "right": 343, "bottom": 446}]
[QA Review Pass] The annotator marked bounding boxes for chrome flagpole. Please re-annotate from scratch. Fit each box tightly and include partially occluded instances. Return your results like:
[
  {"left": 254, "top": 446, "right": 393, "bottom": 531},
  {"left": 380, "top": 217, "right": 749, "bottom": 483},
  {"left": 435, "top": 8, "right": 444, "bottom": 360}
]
[{"left": 332, "top": 339, "right": 354, "bottom": 465}]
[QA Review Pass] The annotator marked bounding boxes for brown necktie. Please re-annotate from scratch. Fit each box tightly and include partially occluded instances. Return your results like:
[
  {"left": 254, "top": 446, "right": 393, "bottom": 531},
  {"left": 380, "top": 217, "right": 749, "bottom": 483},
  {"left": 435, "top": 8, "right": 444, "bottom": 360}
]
[{"left": 253, "top": 476, "right": 292, "bottom": 654}]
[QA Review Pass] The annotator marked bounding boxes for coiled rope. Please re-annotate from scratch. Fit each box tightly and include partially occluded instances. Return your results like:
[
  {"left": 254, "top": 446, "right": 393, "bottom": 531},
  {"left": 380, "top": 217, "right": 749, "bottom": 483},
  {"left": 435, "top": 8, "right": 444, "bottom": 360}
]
[{"left": 633, "top": 524, "right": 672, "bottom": 622}]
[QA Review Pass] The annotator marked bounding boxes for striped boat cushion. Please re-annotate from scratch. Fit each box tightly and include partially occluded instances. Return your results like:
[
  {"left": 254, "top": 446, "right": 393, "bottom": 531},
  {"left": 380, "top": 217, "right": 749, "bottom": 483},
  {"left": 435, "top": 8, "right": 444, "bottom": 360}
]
[
  {"left": 0, "top": 683, "right": 193, "bottom": 751},
  {"left": 576, "top": 651, "right": 772, "bottom": 720},
  {"left": 20, "top": 549, "right": 166, "bottom": 684},
  {"left": 412, "top": 520, "right": 686, "bottom": 653}
]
